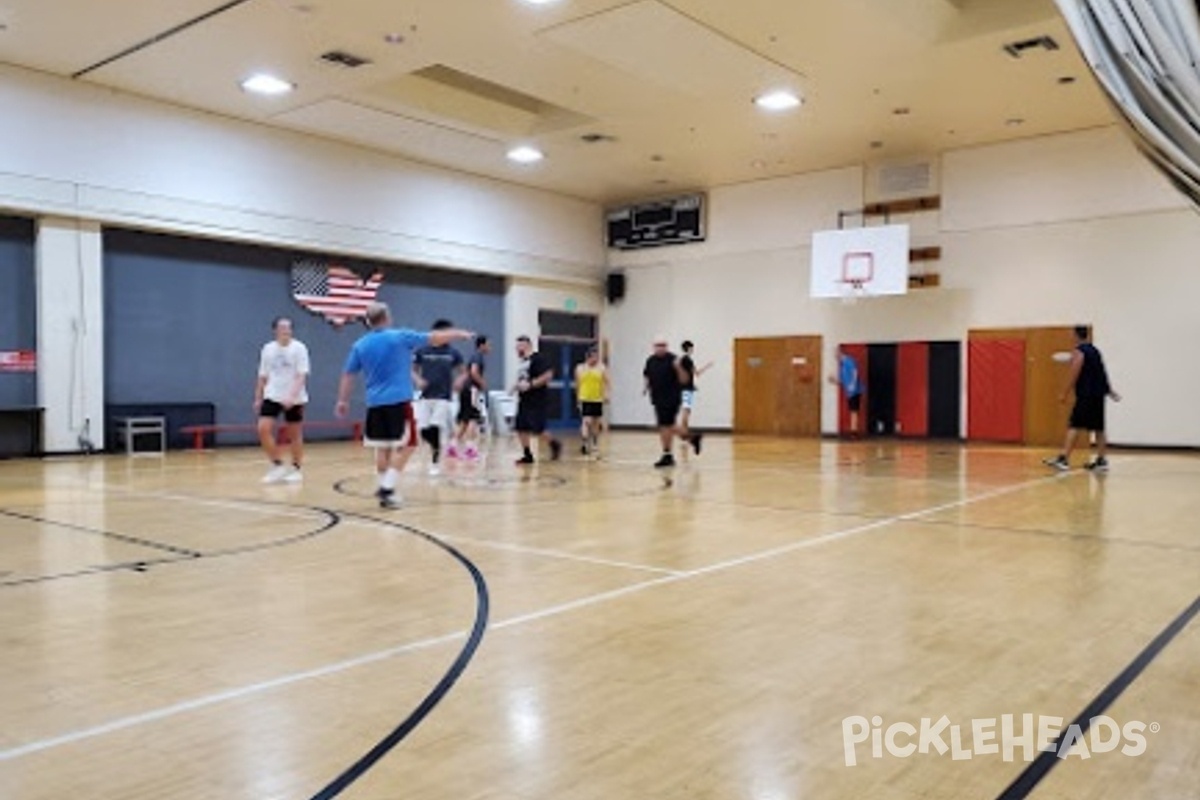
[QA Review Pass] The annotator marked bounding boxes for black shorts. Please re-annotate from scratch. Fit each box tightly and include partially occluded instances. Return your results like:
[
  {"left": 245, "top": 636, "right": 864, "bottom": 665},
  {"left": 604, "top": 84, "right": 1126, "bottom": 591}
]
[
  {"left": 515, "top": 400, "right": 548, "bottom": 435},
  {"left": 457, "top": 387, "right": 482, "bottom": 423},
  {"left": 653, "top": 402, "right": 681, "bottom": 428},
  {"left": 260, "top": 399, "right": 305, "bottom": 423},
  {"left": 847, "top": 394, "right": 862, "bottom": 413},
  {"left": 365, "top": 402, "right": 417, "bottom": 446},
  {"left": 581, "top": 401, "right": 604, "bottom": 419},
  {"left": 1070, "top": 395, "right": 1106, "bottom": 432}
]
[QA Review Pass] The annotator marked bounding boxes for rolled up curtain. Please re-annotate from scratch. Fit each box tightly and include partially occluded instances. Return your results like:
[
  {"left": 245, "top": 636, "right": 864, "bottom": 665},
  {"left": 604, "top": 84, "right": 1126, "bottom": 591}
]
[{"left": 1055, "top": 0, "right": 1200, "bottom": 208}]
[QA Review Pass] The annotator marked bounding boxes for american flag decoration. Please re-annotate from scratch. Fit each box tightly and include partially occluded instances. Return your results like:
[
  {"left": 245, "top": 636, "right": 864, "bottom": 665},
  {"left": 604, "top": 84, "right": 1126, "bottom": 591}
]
[{"left": 291, "top": 261, "right": 384, "bottom": 327}]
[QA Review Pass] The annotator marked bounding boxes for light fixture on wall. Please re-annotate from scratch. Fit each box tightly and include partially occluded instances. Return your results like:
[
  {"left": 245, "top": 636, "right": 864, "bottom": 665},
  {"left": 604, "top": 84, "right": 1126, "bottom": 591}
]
[
  {"left": 507, "top": 145, "right": 545, "bottom": 164},
  {"left": 240, "top": 73, "right": 295, "bottom": 96},
  {"left": 754, "top": 90, "right": 802, "bottom": 111}
]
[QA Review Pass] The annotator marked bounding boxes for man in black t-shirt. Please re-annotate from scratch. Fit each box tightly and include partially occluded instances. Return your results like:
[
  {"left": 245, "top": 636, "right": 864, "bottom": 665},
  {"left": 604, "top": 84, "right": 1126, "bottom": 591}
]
[
  {"left": 513, "top": 335, "right": 562, "bottom": 465},
  {"left": 1044, "top": 326, "right": 1121, "bottom": 472},
  {"left": 452, "top": 335, "right": 490, "bottom": 461},
  {"left": 413, "top": 319, "right": 465, "bottom": 474},
  {"left": 677, "top": 339, "right": 712, "bottom": 456},
  {"left": 643, "top": 336, "right": 698, "bottom": 468}
]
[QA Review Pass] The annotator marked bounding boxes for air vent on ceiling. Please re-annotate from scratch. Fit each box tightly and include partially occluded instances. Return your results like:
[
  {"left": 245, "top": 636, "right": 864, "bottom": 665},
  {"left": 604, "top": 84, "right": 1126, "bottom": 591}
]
[
  {"left": 1003, "top": 36, "right": 1059, "bottom": 58},
  {"left": 320, "top": 50, "right": 372, "bottom": 68}
]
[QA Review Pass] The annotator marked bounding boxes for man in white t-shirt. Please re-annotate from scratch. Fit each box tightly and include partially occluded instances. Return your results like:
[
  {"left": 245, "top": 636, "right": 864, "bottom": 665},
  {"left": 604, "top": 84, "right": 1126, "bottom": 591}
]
[{"left": 254, "top": 317, "right": 310, "bottom": 483}]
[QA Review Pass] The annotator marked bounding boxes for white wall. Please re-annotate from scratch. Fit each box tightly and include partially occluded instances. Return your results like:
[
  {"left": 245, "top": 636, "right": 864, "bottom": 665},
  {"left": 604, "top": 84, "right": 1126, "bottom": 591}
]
[
  {"left": 0, "top": 64, "right": 604, "bottom": 283},
  {"left": 605, "top": 127, "right": 1200, "bottom": 446},
  {"left": 36, "top": 219, "right": 105, "bottom": 452},
  {"left": 504, "top": 279, "right": 606, "bottom": 388},
  {"left": 0, "top": 64, "right": 607, "bottom": 452}
]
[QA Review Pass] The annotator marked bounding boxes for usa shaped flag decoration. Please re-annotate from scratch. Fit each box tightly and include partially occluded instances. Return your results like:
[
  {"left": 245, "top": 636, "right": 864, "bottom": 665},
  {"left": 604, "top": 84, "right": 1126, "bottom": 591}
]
[{"left": 291, "top": 261, "right": 384, "bottom": 327}]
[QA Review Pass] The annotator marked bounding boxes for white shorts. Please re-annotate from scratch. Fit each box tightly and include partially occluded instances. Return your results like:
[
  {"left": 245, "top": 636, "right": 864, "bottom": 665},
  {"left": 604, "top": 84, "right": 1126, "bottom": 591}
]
[
  {"left": 417, "top": 398, "right": 454, "bottom": 430},
  {"left": 681, "top": 390, "right": 697, "bottom": 411}
]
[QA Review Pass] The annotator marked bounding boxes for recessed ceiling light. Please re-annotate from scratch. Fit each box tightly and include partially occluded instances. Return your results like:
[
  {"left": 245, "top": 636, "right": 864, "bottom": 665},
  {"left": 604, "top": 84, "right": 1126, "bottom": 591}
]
[
  {"left": 506, "top": 146, "right": 544, "bottom": 164},
  {"left": 522, "top": 0, "right": 563, "bottom": 4},
  {"left": 751, "top": 159, "right": 768, "bottom": 169},
  {"left": 754, "top": 90, "right": 802, "bottom": 111},
  {"left": 241, "top": 73, "right": 295, "bottom": 96}
]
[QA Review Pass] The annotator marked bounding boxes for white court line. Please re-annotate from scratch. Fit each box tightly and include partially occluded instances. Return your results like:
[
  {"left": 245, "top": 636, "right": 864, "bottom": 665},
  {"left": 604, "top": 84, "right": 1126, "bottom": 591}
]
[
  {"left": 72, "top": 482, "right": 324, "bottom": 523},
  {"left": 0, "top": 473, "right": 1066, "bottom": 762},
  {"left": 415, "top": 530, "right": 683, "bottom": 577},
  {"left": 78, "top": 481, "right": 682, "bottom": 577},
  {"left": 0, "top": 629, "right": 469, "bottom": 762}
]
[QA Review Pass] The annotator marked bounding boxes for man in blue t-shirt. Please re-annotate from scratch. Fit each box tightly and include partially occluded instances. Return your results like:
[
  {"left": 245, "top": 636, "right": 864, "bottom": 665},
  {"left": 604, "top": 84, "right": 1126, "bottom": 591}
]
[
  {"left": 413, "top": 319, "right": 465, "bottom": 475},
  {"left": 830, "top": 347, "right": 863, "bottom": 438},
  {"left": 336, "top": 302, "right": 473, "bottom": 508}
]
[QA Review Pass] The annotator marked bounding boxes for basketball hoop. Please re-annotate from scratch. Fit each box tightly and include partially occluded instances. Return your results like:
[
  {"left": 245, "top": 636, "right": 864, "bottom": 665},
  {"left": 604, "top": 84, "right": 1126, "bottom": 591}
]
[{"left": 840, "top": 279, "right": 868, "bottom": 306}]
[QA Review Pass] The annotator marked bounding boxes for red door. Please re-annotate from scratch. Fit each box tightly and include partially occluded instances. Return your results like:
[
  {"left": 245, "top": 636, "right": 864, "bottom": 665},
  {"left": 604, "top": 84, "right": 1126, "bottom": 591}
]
[
  {"left": 968, "top": 339, "right": 1025, "bottom": 442},
  {"left": 896, "top": 342, "right": 929, "bottom": 437}
]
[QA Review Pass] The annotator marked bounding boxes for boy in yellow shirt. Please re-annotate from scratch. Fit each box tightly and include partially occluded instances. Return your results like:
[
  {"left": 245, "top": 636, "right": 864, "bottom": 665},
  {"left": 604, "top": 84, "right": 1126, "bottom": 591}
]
[{"left": 575, "top": 346, "right": 609, "bottom": 457}]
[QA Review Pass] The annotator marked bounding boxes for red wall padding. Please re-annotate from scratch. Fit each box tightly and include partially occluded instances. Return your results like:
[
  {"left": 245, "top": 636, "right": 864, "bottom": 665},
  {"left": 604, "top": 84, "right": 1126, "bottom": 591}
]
[
  {"left": 837, "top": 343, "right": 868, "bottom": 436},
  {"left": 967, "top": 339, "right": 1025, "bottom": 442},
  {"left": 896, "top": 341, "right": 929, "bottom": 437}
]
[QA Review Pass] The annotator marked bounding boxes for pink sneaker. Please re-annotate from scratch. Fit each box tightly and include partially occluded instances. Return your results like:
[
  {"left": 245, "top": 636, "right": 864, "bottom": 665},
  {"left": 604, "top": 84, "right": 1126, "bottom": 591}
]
[
  {"left": 446, "top": 445, "right": 459, "bottom": 460},
  {"left": 464, "top": 447, "right": 480, "bottom": 461}
]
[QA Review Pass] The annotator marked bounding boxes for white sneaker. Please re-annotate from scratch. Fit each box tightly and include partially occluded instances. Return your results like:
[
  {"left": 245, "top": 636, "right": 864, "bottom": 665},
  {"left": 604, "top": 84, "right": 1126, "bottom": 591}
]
[
  {"left": 429, "top": 463, "right": 441, "bottom": 477},
  {"left": 283, "top": 466, "right": 303, "bottom": 483},
  {"left": 261, "top": 464, "right": 288, "bottom": 484}
]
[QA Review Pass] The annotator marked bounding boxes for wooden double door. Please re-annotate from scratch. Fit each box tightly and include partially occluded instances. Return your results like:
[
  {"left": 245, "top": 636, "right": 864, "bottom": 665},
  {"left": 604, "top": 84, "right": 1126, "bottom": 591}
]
[{"left": 733, "top": 336, "right": 822, "bottom": 436}]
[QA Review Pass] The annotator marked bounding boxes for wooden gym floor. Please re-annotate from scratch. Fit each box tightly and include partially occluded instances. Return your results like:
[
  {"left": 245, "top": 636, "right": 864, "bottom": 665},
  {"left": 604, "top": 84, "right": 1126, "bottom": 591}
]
[{"left": 0, "top": 435, "right": 1197, "bottom": 800}]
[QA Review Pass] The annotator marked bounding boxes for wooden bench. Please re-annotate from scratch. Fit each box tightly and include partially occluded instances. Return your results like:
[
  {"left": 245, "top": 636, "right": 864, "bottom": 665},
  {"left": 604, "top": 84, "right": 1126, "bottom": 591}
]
[{"left": 179, "top": 420, "right": 363, "bottom": 451}]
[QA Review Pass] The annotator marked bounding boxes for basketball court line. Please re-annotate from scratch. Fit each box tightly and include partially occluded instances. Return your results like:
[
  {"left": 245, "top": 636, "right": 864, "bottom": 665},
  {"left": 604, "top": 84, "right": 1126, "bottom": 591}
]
[
  {"left": 71, "top": 480, "right": 681, "bottom": 577},
  {"left": 0, "top": 471, "right": 1067, "bottom": 763},
  {"left": 376, "top": 525, "right": 684, "bottom": 577},
  {"left": 0, "top": 507, "right": 204, "bottom": 558},
  {"left": 994, "top": 593, "right": 1200, "bottom": 799},
  {"left": 912, "top": 518, "right": 1200, "bottom": 554}
]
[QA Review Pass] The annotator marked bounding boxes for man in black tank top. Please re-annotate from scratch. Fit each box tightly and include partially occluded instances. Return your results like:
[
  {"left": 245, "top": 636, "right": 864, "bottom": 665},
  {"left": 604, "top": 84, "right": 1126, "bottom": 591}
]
[{"left": 1044, "top": 326, "right": 1121, "bottom": 472}]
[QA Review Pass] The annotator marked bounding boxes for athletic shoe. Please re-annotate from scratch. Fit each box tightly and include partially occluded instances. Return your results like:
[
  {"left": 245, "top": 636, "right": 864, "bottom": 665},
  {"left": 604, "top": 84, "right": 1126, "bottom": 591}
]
[
  {"left": 446, "top": 445, "right": 459, "bottom": 460},
  {"left": 1042, "top": 455, "right": 1070, "bottom": 472},
  {"left": 654, "top": 453, "right": 676, "bottom": 469},
  {"left": 515, "top": 454, "right": 535, "bottom": 465},
  {"left": 428, "top": 463, "right": 441, "bottom": 477},
  {"left": 261, "top": 464, "right": 288, "bottom": 484},
  {"left": 1084, "top": 457, "right": 1109, "bottom": 473},
  {"left": 463, "top": 447, "right": 480, "bottom": 461},
  {"left": 580, "top": 443, "right": 589, "bottom": 456},
  {"left": 549, "top": 439, "right": 563, "bottom": 461},
  {"left": 283, "top": 466, "right": 303, "bottom": 483},
  {"left": 691, "top": 433, "right": 704, "bottom": 455},
  {"left": 376, "top": 488, "right": 400, "bottom": 509}
]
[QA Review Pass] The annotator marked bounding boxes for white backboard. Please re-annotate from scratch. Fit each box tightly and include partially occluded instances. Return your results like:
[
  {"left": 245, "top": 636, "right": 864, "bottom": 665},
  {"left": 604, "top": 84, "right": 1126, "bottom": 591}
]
[{"left": 810, "top": 224, "right": 910, "bottom": 299}]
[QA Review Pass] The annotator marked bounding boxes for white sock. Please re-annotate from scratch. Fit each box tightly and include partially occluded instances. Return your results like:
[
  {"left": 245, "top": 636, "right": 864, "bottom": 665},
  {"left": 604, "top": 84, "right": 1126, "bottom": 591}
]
[{"left": 380, "top": 467, "right": 398, "bottom": 491}]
